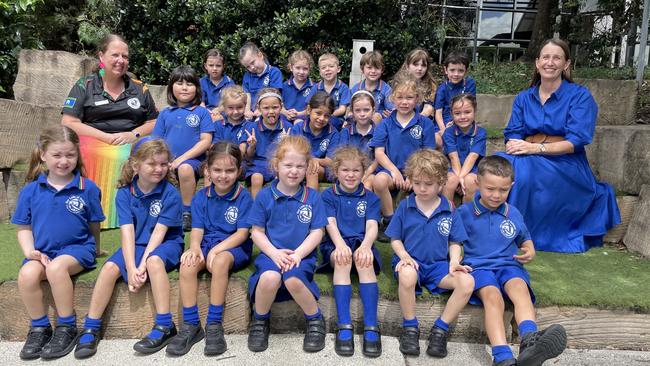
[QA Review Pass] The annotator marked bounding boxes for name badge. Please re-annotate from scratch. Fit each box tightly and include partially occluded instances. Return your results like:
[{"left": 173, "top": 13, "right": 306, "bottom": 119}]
[{"left": 94, "top": 99, "right": 109, "bottom": 106}]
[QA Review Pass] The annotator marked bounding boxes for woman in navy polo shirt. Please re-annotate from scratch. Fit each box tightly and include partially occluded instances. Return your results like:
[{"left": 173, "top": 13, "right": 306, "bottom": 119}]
[{"left": 499, "top": 39, "right": 620, "bottom": 253}]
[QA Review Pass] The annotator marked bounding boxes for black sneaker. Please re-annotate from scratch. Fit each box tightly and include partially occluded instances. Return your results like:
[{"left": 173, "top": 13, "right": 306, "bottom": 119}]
[
  {"left": 303, "top": 316, "right": 326, "bottom": 352},
  {"left": 40, "top": 324, "right": 78, "bottom": 360},
  {"left": 204, "top": 323, "right": 227, "bottom": 356},
  {"left": 182, "top": 212, "right": 192, "bottom": 232},
  {"left": 19, "top": 325, "right": 52, "bottom": 360},
  {"left": 399, "top": 326, "right": 420, "bottom": 356},
  {"left": 248, "top": 318, "right": 270, "bottom": 352},
  {"left": 377, "top": 217, "right": 391, "bottom": 242},
  {"left": 426, "top": 325, "right": 448, "bottom": 357},
  {"left": 362, "top": 325, "right": 382, "bottom": 358},
  {"left": 517, "top": 324, "right": 567, "bottom": 366},
  {"left": 334, "top": 324, "right": 354, "bottom": 357},
  {"left": 133, "top": 323, "right": 177, "bottom": 354},
  {"left": 74, "top": 328, "right": 100, "bottom": 359},
  {"left": 493, "top": 358, "right": 517, "bottom": 366},
  {"left": 166, "top": 322, "right": 204, "bottom": 356}
]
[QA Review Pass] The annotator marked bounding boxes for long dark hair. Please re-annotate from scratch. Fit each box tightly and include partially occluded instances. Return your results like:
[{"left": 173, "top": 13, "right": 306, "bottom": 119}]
[{"left": 166, "top": 65, "right": 202, "bottom": 106}]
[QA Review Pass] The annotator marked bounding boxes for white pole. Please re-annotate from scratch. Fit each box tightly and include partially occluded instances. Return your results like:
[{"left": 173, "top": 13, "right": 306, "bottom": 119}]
[{"left": 636, "top": 0, "right": 650, "bottom": 85}]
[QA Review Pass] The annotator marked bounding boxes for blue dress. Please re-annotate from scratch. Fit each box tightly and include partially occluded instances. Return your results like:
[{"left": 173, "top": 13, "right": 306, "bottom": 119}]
[{"left": 498, "top": 80, "right": 620, "bottom": 253}]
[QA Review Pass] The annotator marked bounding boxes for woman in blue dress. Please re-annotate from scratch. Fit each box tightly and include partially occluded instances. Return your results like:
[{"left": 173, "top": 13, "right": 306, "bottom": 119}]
[{"left": 499, "top": 39, "right": 620, "bottom": 253}]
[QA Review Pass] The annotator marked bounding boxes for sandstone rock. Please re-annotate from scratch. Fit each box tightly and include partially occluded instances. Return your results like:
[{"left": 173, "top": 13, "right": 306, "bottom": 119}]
[{"left": 624, "top": 184, "right": 650, "bottom": 257}]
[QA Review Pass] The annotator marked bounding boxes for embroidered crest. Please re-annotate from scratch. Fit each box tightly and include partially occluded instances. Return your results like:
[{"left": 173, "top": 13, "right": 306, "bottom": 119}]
[
  {"left": 500, "top": 219, "right": 517, "bottom": 239},
  {"left": 319, "top": 138, "right": 330, "bottom": 152},
  {"left": 303, "top": 88, "right": 311, "bottom": 97},
  {"left": 186, "top": 113, "right": 200, "bottom": 127},
  {"left": 65, "top": 195, "right": 85, "bottom": 214},
  {"left": 263, "top": 75, "right": 270, "bottom": 86},
  {"left": 437, "top": 217, "right": 452, "bottom": 236},
  {"left": 296, "top": 204, "right": 312, "bottom": 224},
  {"left": 356, "top": 201, "right": 367, "bottom": 217},
  {"left": 225, "top": 206, "right": 238, "bottom": 224},
  {"left": 410, "top": 125, "right": 422, "bottom": 140},
  {"left": 127, "top": 97, "right": 141, "bottom": 109},
  {"left": 149, "top": 199, "right": 162, "bottom": 217}
]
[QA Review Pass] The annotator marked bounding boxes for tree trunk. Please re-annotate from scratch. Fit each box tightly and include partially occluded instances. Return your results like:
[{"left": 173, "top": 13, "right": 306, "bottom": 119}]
[{"left": 523, "top": 0, "right": 560, "bottom": 60}]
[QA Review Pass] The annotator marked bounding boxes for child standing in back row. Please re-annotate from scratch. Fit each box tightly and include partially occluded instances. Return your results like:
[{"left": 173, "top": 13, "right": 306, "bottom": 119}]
[
  {"left": 282, "top": 50, "right": 315, "bottom": 123},
  {"left": 350, "top": 50, "right": 394, "bottom": 123},
  {"left": 311, "top": 53, "right": 351, "bottom": 130},
  {"left": 434, "top": 51, "right": 476, "bottom": 131},
  {"left": 239, "top": 42, "right": 284, "bottom": 119},
  {"left": 200, "top": 48, "right": 235, "bottom": 120}
]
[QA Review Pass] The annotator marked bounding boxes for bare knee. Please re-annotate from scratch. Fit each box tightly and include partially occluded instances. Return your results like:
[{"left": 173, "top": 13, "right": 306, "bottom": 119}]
[
  {"left": 374, "top": 174, "right": 390, "bottom": 190},
  {"left": 178, "top": 164, "right": 195, "bottom": 180},
  {"left": 480, "top": 287, "right": 505, "bottom": 310},
  {"left": 146, "top": 255, "right": 166, "bottom": 273},
  {"left": 398, "top": 268, "right": 418, "bottom": 290},
  {"left": 45, "top": 260, "right": 70, "bottom": 281},
  {"left": 257, "top": 271, "right": 281, "bottom": 292},
  {"left": 99, "top": 261, "right": 121, "bottom": 281},
  {"left": 18, "top": 264, "right": 44, "bottom": 288},
  {"left": 447, "top": 173, "right": 460, "bottom": 188},
  {"left": 283, "top": 277, "right": 305, "bottom": 292},
  {"left": 456, "top": 273, "right": 475, "bottom": 297},
  {"left": 179, "top": 261, "right": 200, "bottom": 279},
  {"left": 251, "top": 174, "right": 264, "bottom": 187},
  {"left": 208, "top": 252, "right": 233, "bottom": 274}
]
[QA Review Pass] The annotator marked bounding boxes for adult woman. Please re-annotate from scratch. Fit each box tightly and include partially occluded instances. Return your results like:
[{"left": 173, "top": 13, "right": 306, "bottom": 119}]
[
  {"left": 62, "top": 34, "right": 158, "bottom": 231},
  {"left": 500, "top": 39, "right": 620, "bottom": 253}
]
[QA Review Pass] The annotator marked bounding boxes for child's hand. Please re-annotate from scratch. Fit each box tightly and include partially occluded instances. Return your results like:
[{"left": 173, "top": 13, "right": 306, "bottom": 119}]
[
  {"left": 459, "top": 176, "right": 467, "bottom": 196},
  {"left": 286, "top": 253, "right": 302, "bottom": 271},
  {"left": 285, "top": 109, "right": 298, "bottom": 120},
  {"left": 449, "top": 261, "right": 472, "bottom": 275},
  {"left": 244, "top": 110, "right": 255, "bottom": 120},
  {"left": 205, "top": 247, "right": 223, "bottom": 270},
  {"left": 26, "top": 249, "right": 43, "bottom": 261},
  {"left": 211, "top": 110, "right": 224, "bottom": 122},
  {"left": 170, "top": 157, "right": 183, "bottom": 170},
  {"left": 270, "top": 248, "right": 294, "bottom": 272},
  {"left": 127, "top": 270, "right": 141, "bottom": 293},
  {"left": 244, "top": 129, "right": 257, "bottom": 147},
  {"left": 308, "top": 159, "right": 320, "bottom": 175},
  {"left": 395, "top": 256, "right": 419, "bottom": 272},
  {"left": 354, "top": 246, "right": 374, "bottom": 268},
  {"left": 38, "top": 252, "right": 51, "bottom": 267},
  {"left": 391, "top": 169, "right": 406, "bottom": 190},
  {"left": 332, "top": 245, "right": 352, "bottom": 266},
  {"left": 382, "top": 110, "right": 392, "bottom": 118},
  {"left": 403, "top": 177, "right": 412, "bottom": 192},
  {"left": 181, "top": 248, "right": 204, "bottom": 266},
  {"left": 514, "top": 246, "right": 536, "bottom": 264}
]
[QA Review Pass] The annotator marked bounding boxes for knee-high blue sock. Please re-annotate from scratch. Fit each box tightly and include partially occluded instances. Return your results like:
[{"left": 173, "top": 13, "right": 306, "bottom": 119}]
[
  {"left": 359, "top": 282, "right": 379, "bottom": 342},
  {"left": 333, "top": 284, "right": 353, "bottom": 341},
  {"left": 30, "top": 315, "right": 50, "bottom": 327},
  {"left": 492, "top": 344, "right": 514, "bottom": 363},
  {"left": 403, "top": 317, "right": 419, "bottom": 328},
  {"left": 207, "top": 303, "right": 224, "bottom": 324},
  {"left": 57, "top": 314, "right": 76, "bottom": 327},
  {"left": 518, "top": 320, "right": 538, "bottom": 337},
  {"left": 434, "top": 317, "right": 449, "bottom": 332},
  {"left": 148, "top": 313, "right": 172, "bottom": 339},
  {"left": 79, "top": 317, "right": 102, "bottom": 343},
  {"left": 183, "top": 305, "right": 200, "bottom": 326}
]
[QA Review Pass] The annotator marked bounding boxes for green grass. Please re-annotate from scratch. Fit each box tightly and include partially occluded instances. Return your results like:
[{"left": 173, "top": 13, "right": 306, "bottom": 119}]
[{"left": 1, "top": 224, "right": 649, "bottom": 312}]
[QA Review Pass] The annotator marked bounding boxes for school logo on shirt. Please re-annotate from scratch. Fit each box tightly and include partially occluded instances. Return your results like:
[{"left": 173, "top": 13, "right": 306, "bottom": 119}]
[
  {"left": 437, "top": 217, "right": 452, "bottom": 236},
  {"left": 127, "top": 97, "right": 141, "bottom": 109},
  {"left": 500, "top": 219, "right": 517, "bottom": 239},
  {"left": 296, "top": 204, "right": 312, "bottom": 224},
  {"left": 186, "top": 113, "right": 200, "bottom": 127},
  {"left": 65, "top": 195, "right": 86, "bottom": 214},
  {"left": 263, "top": 75, "right": 270, "bottom": 86},
  {"left": 236, "top": 130, "right": 244, "bottom": 140},
  {"left": 356, "top": 201, "right": 367, "bottom": 217},
  {"left": 303, "top": 89, "right": 311, "bottom": 97},
  {"left": 225, "top": 206, "right": 238, "bottom": 224},
  {"left": 149, "top": 200, "right": 162, "bottom": 217},
  {"left": 334, "top": 90, "right": 340, "bottom": 102},
  {"left": 410, "top": 125, "right": 422, "bottom": 140},
  {"left": 319, "top": 138, "right": 330, "bottom": 152}
]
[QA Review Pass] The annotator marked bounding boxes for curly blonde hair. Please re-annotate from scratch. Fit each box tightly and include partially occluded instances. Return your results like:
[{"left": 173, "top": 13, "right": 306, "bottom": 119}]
[
  {"left": 330, "top": 145, "right": 371, "bottom": 180},
  {"left": 404, "top": 149, "right": 449, "bottom": 186},
  {"left": 117, "top": 138, "right": 177, "bottom": 187}
]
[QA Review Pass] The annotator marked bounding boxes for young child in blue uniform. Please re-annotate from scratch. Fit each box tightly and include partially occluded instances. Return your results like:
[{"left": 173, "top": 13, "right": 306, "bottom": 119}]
[
  {"left": 290, "top": 91, "right": 339, "bottom": 190},
  {"left": 434, "top": 51, "right": 476, "bottom": 132},
  {"left": 239, "top": 42, "right": 284, "bottom": 120},
  {"left": 456, "top": 156, "right": 567, "bottom": 366},
  {"left": 350, "top": 50, "right": 394, "bottom": 123},
  {"left": 200, "top": 48, "right": 235, "bottom": 120},
  {"left": 386, "top": 149, "right": 474, "bottom": 358},
  {"left": 152, "top": 65, "right": 214, "bottom": 231},
  {"left": 247, "top": 135, "right": 328, "bottom": 353},
  {"left": 441, "top": 94, "right": 486, "bottom": 203},
  {"left": 14, "top": 126, "right": 104, "bottom": 361},
  {"left": 282, "top": 50, "right": 314, "bottom": 123},
  {"left": 213, "top": 85, "right": 250, "bottom": 150},
  {"left": 74, "top": 138, "right": 185, "bottom": 359},
  {"left": 239, "top": 88, "right": 292, "bottom": 198},
  {"left": 400, "top": 48, "right": 438, "bottom": 122},
  {"left": 370, "top": 71, "right": 436, "bottom": 240},
  {"left": 166, "top": 142, "right": 254, "bottom": 357},
  {"left": 319, "top": 146, "right": 382, "bottom": 358},
  {"left": 310, "top": 53, "right": 350, "bottom": 130}
]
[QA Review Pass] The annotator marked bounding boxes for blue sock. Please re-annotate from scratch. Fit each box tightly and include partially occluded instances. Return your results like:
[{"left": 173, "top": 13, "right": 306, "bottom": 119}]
[
  {"left": 333, "top": 284, "right": 352, "bottom": 341},
  {"left": 359, "top": 282, "right": 379, "bottom": 342},
  {"left": 492, "top": 345, "right": 514, "bottom": 363},
  {"left": 304, "top": 309, "right": 322, "bottom": 321},
  {"left": 518, "top": 319, "right": 537, "bottom": 337},
  {"left": 183, "top": 305, "right": 200, "bottom": 326},
  {"left": 253, "top": 309, "right": 271, "bottom": 320},
  {"left": 434, "top": 317, "right": 449, "bottom": 332},
  {"left": 183, "top": 205, "right": 191, "bottom": 213},
  {"left": 31, "top": 315, "right": 50, "bottom": 327},
  {"left": 148, "top": 313, "right": 172, "bottom": 339},
  {"left": 79, "top": 317, "right": 102, "bottom": 343},
  {"left": 403, "top": 317, "right": 418, "bottom": 328},
  {"left": 207, "top": 303, "right": 224, "bottom": 324},
  {"left": 57, "top": 314, "right": 76, "bottom": 327}
]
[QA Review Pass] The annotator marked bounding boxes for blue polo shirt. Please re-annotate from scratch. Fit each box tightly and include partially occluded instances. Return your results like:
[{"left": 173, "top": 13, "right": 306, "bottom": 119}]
[
  {"left": 200, "top": 75, "right": 235, "bottom": 110},
  {"left": 434, "top": 77, "right": 477, "bottom": 124},
  {"left": 213, "top": 115, "right": 250, "bottom": 144},
  {"left": 350, "top": 79, "right": 395, "bottom": 113},
  {"left": 239, "top": 118, "right": 293, "bottom": 165},
  {"left": 310, "top": 80, "right": 351, "bottom": 109},
  {"left": 247, "top": 180, "right": 327, "bottom": 258},
  {"left": 290, "top": 119, "right": 340, "bottom": 159},
  {"left": 282, "top": 78, "right": 314, "bottom": 112},
  {"left": 442, "top": 122, "right": 487, "bottom": 173},
  {"left": 152, "top": 104, "right": 214, "bottom": 160},
  {"left": 321, "top": 183, "right": 380, "bottom": 241},
  {"left": 457, "top": 195, "right": 531, "bottom": 271},
  {"left": 12, "top": 172, "right": 105, "bottom": 254},
  {"left": 369, "top": 111, "right": 437, "bottom": 172},
  {"left": 385, "top": 194, "right": 467, "bottom": 265},
  {"left": 338, "top": 123, "right": 375, "bottom": 155},
  {"left": 115, "top": 179, "right": 184, "bottom": 247},
  {"left": 242, "top": 64, "right": 283, "bottom": 111}
]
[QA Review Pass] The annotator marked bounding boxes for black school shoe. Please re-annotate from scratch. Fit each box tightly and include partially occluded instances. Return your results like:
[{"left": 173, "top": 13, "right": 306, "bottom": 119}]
[
  {"left": 399, "top": 326, "right": 420, "bottom": 356},
  {"left": 362, "top": 325, "right": 382, "bottom": 358},
  {"left": 166, "top": 322, "right": 204, "bottom": 356},
  {"left": 204, "top": 323, "right": 227, "bottom": 356},
  {"left": 40, "top": 324, "right": 78, "bottom": 360},
  {"left": 19, "top": 325, "right": 53, "bottom": 360},
  {"left": 248, "top": 318, "right": 270, "bottom": 352},
  {"left": 426, "top": 325, "right": 448, "bottom": 357},
  {"left": 303, "top": 316, "right": 326, "bottom": 352},
  {"left": 334, "top": 324, "right": 354, "bottom": 357},
  {"left": 517, "top": 324, "right": 567, "bottom": 366},
  {"left": 74, "top": 328, "right": 100, "bottom": 359},
  {"left": 493, "top": 358, "right": 517, "bottom": 366},
  {"left": 182, "top": 212, "right": 192, "bottom": 232},
  {"left": 133, "top": 323, "right": 177, "bottom": 354}
]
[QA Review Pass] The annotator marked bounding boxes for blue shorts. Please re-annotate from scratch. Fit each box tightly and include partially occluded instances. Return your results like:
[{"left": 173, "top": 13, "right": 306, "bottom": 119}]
[
  {"left": 22, "top": 244, "right": 96, "bottom": 270},
  {"left": 392, "top": 259, "right": 449, "bottom": 295},
  {"left": 106, "top": 240, "right": 184, "bottom": 282},
  {"left": 245, "top": 161, "right": 276, "bottom": 182},
  {"left": 248, "top": 252, "right": 319, "bottom": 303},
  {"left": 177, "top": 158, "right": 203, "bottom": 178},
  {"left": 470, "top": 266, "right": 536, "bottom": 305},
  {"left": 317, "top": 238, "right": 381, "bottom": 274},
  {"left": 201, "top": 239, "right": 252, "bottom": 272}
]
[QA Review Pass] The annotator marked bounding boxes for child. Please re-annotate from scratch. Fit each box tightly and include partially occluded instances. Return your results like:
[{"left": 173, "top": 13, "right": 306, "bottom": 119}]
[
  {"left": 200, "top": 48, "right": 235, "bottom": 120},
  {"left": 319, "top": 146, "right": 382, "bottom": 358},
  {"left": 441, "top": 94, "right": 486, "bottom": 203},
  {"left": 385, "top": 149, "right": 474, "bottom": 358},
  {"left": 282, "top": 50, "right": 315, "bottom": 122},
  {"left": 247, "top": 135, "right": 328, "bottom": 353},
  {"left": 370, "top": 71, "right": 436, "bottom": 240},
  {"left": 311, "top": 53, "right": 351, "bottom": 130},
  {"left": 239, "top": 87, "right": 292, "bottom": 198},
  {"left": 400, "top": 48, "right": 438, "bottom": 122},
  {"left": 152, "top": 65, "right": 214, "bottom": 231},
  {"left": 166, "top": 142, "right": 253, "bottom": 356},
  {"left": 13, "top": 126, "right": 104, "bottom": 360},
  {"left": 239, "top": 42, "right": 283, "bottom": 119},
  {"left": 456, "top": 156, "right": 567, "bottom": 366},
  {"left": 290, "top": 91, "right": 339, "bottom": 190},
  {"left": 74, "top": 138, "right": 185, "bottom": 358},
  {"left": 350, "top": 50, "right": 394, "bottom": 123},
  {"left": 213, "top": 85, "right": 249, "bottom": 152},
  {"left": 434, "top": 51, "right": 476, "bottom": 130}
]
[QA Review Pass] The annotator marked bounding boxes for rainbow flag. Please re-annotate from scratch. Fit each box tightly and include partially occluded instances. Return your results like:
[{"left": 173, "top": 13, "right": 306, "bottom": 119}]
[{"left": 79, "top": 136, "right": 131, "bottom": 229}]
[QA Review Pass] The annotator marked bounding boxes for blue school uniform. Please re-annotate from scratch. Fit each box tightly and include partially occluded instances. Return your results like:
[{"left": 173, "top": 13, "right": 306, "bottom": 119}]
[
  {"left": 12, "top": 172, "right": 104, "bottom": 269},
  {"left": 107, "top": 178, "right": 184, "bottom": 282},
  {"left": 200, "top": 75, "right": 235, "bottom": 110},
  {"left": 442, "top": 122, "right": 487, "bottom": 174},
  {"left": 350, "top": 79, "right": 394, "bottom": 114},
  {"left": 239, "top": 117, "right": 292, "bottom": 181},
  {"left": 191, "top": 183, "right": 253, "bottom": 270},
  {"left": 247, "top": 181, "right": 328, "bottom": 302},
  {"left": 318, "top": 183, "right": 382, "bottom": 273},
  {"left": 434, "top": 77, "right": 477, "bottom": 124},
  {"left": 242, "top": 64, "right": 283, "bottom": 111},
  {"left": 290, "top": 119, "right": 340, "bottom": 159},
  {"left": 498, "top": 80, "right": 620, "bottom": 253},
  {"left": 311, "top": 80, "right": 351, "bottom": 130},
  {"left": 369, "top": 111, "right": 436, "bottom": 175},
  {"left": 282, "top": 78, "right": 314, "bottom": 112},
  {"left": 212, "top": 114, "right": 250, "bottom": 145},
  {"left": 385, "top": 194, "right": 467, "bottom": 294},
  {"left": 338, "top": 123, "right": 375, "bottom": 156}
]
